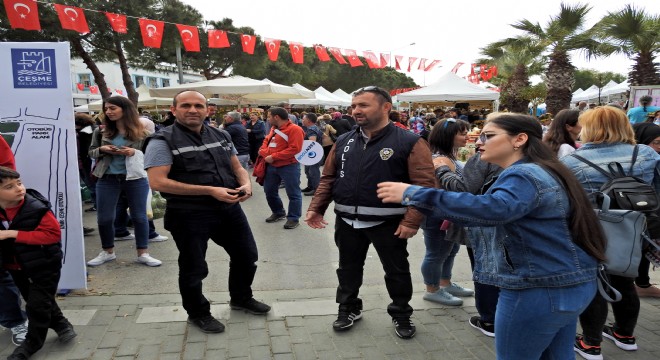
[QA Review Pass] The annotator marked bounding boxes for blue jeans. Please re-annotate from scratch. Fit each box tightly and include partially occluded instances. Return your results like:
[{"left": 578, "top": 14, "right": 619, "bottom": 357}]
[
  {"left": 263, "top": 163, "right": 302, "bottom": 221},
  {"left": 114, "top": 191, "right": 159, "bottom": 239},
  {"left": 495, "top": 281, "right": 597, "bottom": 359},
  {"left": 0, "top": 270, "right": 26, "bottom": 328},
  {"left": 304, "top": 163, "right": 321, "bottom": 190},
  {"left": 96, "top": 175, "right": 150, "bottom": 250},
  {"left": 421, "top": 215, "right": 460, "bottom": 286}
]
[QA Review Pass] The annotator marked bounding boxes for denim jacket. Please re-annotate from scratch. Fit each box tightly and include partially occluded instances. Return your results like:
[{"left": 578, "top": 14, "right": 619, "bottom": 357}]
[
  {"left": 560, "top": 143, "right": 660, "bottom": 198},
  {"left": 402, "top": 161, "right": 598, "bottom": 289}
]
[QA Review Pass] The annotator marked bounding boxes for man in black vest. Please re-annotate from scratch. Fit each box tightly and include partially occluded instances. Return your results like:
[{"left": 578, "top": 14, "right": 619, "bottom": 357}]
[
  {"left": 144, "top": 90, "right": 270, "bottom": 335},
  {"left": 305, "top": 86, "right": 435, "bottom": 339}
]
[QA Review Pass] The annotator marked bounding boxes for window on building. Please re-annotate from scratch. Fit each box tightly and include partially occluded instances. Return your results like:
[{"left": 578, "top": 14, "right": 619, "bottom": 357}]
[
  {"left": 134, "top": 75, "right": 145, "bottom": 87},
  {"left": 79, "top": 73, "right": 92, "bottom": 87},
  {"left": 148, "top": 77, "right": 159, "bottom": 88},
  {"left": 162, "top": 78, "right": 170, "bottom": 88}
]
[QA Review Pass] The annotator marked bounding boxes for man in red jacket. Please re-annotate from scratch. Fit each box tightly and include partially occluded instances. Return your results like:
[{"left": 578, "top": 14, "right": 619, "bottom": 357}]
[{"left": 258, "top": 107, "right": 304, "bottom": 229}]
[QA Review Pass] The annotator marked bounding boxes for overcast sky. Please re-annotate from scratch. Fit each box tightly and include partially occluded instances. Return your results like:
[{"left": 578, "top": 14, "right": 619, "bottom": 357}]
[{"left": 181, "top": 0, "right": 660, "bottom": 87}]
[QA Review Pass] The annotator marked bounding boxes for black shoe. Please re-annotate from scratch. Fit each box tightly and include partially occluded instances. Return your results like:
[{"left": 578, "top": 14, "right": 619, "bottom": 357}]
[
  {"left": 574, "top": 335, "right": 602, "bottom": 360},
  {"left": 230, "top": 298, "right": 271, "bottom": 315},
  {"left": 468, "top": 316, "right": 494, "bottom": 338},
  {"left": 84, "top": 206, "right": 97, "bottom": 212},
  {"left": 7, "top": 347, "right": 30, "bottom": 360},
  {"left": 83, "top": 227, "right": 95, "bottom": 236},
  {"left": 332, "top": 305, "right": 362, "bottom": 331},
  {"left": 265, "top": 213, "right": 286, "bottom": 223},
  {"left": 300, "top": 187, "right": 311, "bottom": 192},
  {"left": 279, "top": 182, "right": 285, "bottom": 189},
  {"left": 55, "top": 321, "right": 77, "bottom": 343},
  {"left": 303, "top": 189, "right": 315, "bottom": 196},
  {"left": 392, "top": 316, "right": 416, "bottom": 339},
  {"left": 188, "top": 315, "right": 225, "bottom": 333},
  {"left": 283, "top": 220, "right": 299, "bottom": 229},
  {"left": 602, "top": 324, "right": 637, "bottom": 351}
]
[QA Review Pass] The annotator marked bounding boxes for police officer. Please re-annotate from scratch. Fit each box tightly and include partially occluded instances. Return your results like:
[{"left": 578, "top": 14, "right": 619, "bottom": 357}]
[
  {"left": 144, "top": 90, "right": 270, "bottom": 334},
  {"left": 305, "top": 86, "right": 435, "bottom": 339}
]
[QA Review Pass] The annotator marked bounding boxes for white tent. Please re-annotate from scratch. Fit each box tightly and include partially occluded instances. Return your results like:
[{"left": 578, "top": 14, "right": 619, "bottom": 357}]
[
  {"left": 73, "top": 85, "right": 173, "bottom": 112},
  {"left": 602, "top": 80, "right": 630, "bottom": 97},
  {"left": 290, "top": 85, "right": 350, "bottom": 107},
  {"left": 396, "top": 72, "right": 500, "bottom": 104},
  {"left": 333, "top": 89, "right": 352, "bottom": 103}
]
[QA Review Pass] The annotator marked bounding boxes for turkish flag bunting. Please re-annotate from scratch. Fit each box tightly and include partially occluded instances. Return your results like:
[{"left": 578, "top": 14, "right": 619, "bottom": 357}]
[
  {"left": 328, "top": 47, "right": 347, "bottom": 65},
  {"left": 208, "top": 29, "right": 230, "bottom": 48},
  {"left": 363, "top": 51, "right": 380, "bottom": 69},
  {"left": 379, "top": 53, "right": 390, "bottom": 68},
  {"left": 407, "top": 57, "right": 418, "bottom": 72},
  {"left": 4, "top": 0, "right": 41, "bottom": 31},
  {"left": 417, "top": 58, "right": 427, "bottom": 71},
  {"left": 54, "top": 4, "right": 89, "bottom": 34},
  {"left": 89, "top": 86, "right": 99, "bottom": 94},
  {"left": 470, "top": 63, "right": 478, "bottom": 76},
  {"left": 76, "top": 83, "right": 84, "bottom": 91},
  {"left": 491, "top": 65, "right": 498, "bottom": 77},
  {"left": 176, "top": 24, "right": 200, "bottom": 52},
  {"left": 395, "top": 55, "right": 404, "bottom": 70},
  {"left": 344, "top": 49, "right": 363, "bottom": 67},
  {"left": 451, "top": 62, "right": 464, "bottom": 73},
  {"left": 314, "top": 45, "right": 331, "bottom": 62},
  {"left": 241, "top": 34, "right": 257, "bottom": 54},
  {"left": 105, "top": 12, "right": 127, "bottom": 33},
  {"left": 289, "top": 42, "right": 304, "bottom": 64},
  {"left": 139, "top": 18, "right": 165, "bottom": 48},
  {"left": 425, "top": 60, "right": 441, "bottom": 72},
  {"left": 264, "top": 39, "right": 281, "bottom": 61}
]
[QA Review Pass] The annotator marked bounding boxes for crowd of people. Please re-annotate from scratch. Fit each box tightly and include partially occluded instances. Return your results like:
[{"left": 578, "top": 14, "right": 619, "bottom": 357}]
[{"left": 1, "top": 87, "right": 660, "bottom": 360}]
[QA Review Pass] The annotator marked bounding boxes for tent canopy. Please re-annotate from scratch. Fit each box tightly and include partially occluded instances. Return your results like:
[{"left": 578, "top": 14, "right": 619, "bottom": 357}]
[
  {"left": 332, "top": 89, "right": 352, "bottom": 103},
  {"left": 74, "top": 85, "right": 173, "bottom": 112},
  {"left": 290, "top": 85, "right": 350, "bottom": 107},
  {"left": 397, "top": 72, "right": 500, "bottom": 103}
]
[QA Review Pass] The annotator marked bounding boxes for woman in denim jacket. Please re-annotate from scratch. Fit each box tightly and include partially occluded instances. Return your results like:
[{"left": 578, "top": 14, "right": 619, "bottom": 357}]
[
  {"left": 561, "top": 106, "right": 660, "bottom": 359},
  {"left": 377, "top": 113, "right": 606, "bottom": 359}
]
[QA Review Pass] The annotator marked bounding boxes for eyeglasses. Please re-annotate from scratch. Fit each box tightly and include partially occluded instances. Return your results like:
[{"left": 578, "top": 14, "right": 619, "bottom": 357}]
[
  {"left": 651, "top": 140, "right": 660, "bottom": 146},
  {"left": 354, "top": 86, "right": 393, "bottom": 104},
  {"left": 478, "top": 132, "right": 507, "bottom": 144},
  {"left": 443, "top": 118, "right": 456, "bottom": 129}
]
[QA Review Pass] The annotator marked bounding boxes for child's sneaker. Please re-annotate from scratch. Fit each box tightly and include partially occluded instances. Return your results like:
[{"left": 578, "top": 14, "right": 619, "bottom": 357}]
[
  {"left": 602, "top": 325, "right": 637, "bottom": 351},
  {"left": 574, "top": 335, "right": 603, "bottom": 360}
]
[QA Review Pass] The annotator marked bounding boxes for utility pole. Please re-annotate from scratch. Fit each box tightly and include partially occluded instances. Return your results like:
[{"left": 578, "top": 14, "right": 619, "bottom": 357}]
[{"left": 176, "top": 42, "right": 184, "bottom": 84}]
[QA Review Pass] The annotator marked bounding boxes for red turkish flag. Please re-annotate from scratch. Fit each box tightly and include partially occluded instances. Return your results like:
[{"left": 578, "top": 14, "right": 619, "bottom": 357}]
[
  {"left": 289, "top": 42, "right": 304, "bottom": 64},
  {"left": 208, "top": 29, "right": 230, "bottom": 48},
  {"left": 424, "top": 60, "right": 441, "bottom": 72},
  {"left": 241, "top": 34, "right": 257, "bottom": 54},
  {"left": 264, "top": 39, "right": 281, "bottom": 61},
  {"left": 344, "top": 49, "right": 363, "bottom": 67},
  {"left": 89, "top": 86, "right": 99, "bottom": 94},
  {"left": 451, "top": 62, "right": 464, "bottom": 73},
  {"left": 139, "top": 18, "right": 165, "bottom": 48},
  {"left": 54, "top": 4, "right": 89, "bottom": 34},
  {"left": 76, "top": 83, "right": 84, "bottom": 91},
  {"left": 394, "top": 55, "right": 404, "bottom": 70},
  {"left": 363, "top": 51, "right": 380, "bottom": 69},
  {"left": 470, "top": 63, "right": 478, "bottom": 75},
  {"left": 105, "top": 12, "right": 127, "bottom": 33},
  {"left": 379, "top": 53, "right": 390, "bottom": 68},
  {"left": 314, "top": 45, "right": 330, "bottom": 62},
  {"left": 407, "top": 57, "right": 418, "bottom": 72},
  {"left": 4, "top": 0, "right": 41, "bottom": 31},
  {"left": 417, "top": 58, "right": 427, "bottom": 71},
  {"left": 328, "top": 47, "right": 347, "bottom": 65},
  {"left": 176, "top": 24, "right": 200, "bottom": 52},
  {"left": 491, "top": 65, "right": 498, "bottom": 77}
]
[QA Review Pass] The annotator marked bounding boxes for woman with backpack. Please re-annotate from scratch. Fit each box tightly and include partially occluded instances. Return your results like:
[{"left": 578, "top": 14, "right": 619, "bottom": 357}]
[{"left": 561, "top": 106, "right": 660, "bottom": 359}]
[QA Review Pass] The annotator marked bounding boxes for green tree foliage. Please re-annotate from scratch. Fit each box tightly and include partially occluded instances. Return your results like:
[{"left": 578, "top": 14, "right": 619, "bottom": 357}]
[{"left": 573, "top": 69, "right": 626, "bottom": 91}]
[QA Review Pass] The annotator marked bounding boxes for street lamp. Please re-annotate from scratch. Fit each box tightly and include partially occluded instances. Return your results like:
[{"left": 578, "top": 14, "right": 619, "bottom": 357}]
[{"left": 389, "top": 42, "right": 416, "bottom": 68}]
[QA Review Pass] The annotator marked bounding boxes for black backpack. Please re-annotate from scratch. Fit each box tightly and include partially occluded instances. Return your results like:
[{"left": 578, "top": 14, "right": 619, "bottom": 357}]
[{"left": 571, "top": 145, "right": 660, "bottom": 213}]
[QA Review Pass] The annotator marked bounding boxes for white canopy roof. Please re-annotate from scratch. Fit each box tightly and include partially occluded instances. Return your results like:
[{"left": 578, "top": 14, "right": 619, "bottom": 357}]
[
  {"left": 290, "top": 85, "right": 350, "bottom": 107},
  {"left": 396, "top": 72, "right": 500, "bottom": 103},
  {"left": 572, "top": 81, "right": 627, "bottom": 102},
  {"left": 332, "top": 89, "right": 352, "bottom": 103},
  {"left": 74, "top": 85, "right": 173, "bottom": 112},
  {"left": 601, "top": 80, "right": 630, "bottom": 97}
]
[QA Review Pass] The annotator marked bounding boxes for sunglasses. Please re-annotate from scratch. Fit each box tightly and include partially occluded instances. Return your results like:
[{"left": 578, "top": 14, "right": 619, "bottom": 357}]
[
  {"left": 478, "top": 132, "right": 507, "bottom": 143},
  {"left": 443, "top": 118, "right": 456, "bottom": 129},
  {"left": 354, "top": 86, "right": 393, "bottom": 103}
]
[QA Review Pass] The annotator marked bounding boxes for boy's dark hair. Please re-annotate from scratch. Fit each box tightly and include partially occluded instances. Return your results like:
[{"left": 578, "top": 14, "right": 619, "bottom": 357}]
[{"left": 0, "top": 166, "right": 20, "bottom": 181}]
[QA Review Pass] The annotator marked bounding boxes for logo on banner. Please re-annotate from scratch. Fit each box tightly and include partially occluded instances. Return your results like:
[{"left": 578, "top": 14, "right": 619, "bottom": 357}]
[
  {"left": 295, "top": 140, "right": 323, "bottom": 165},
  {"left": 11, "top": 48, "right": 57, "bottom": 88}
]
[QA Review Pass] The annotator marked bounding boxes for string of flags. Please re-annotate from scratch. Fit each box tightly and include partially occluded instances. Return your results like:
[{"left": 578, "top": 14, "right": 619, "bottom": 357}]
[
  {"left": 4, "top": 0, "right": 448, "bottom": 72},
  {"left": 75, "top": 83, "right": 123, "bottom": 95}
]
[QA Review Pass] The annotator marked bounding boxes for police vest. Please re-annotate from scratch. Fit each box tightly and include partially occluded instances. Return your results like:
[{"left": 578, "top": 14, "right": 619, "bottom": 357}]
[
  {"left": 332, "top": 123, "right": 419, "bottom": 221},
  {"left": 149, "top": 122, "right": 238, "bottom": 210}
]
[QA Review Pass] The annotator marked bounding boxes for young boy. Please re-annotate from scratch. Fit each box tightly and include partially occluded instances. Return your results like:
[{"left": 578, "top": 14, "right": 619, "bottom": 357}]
[{"left": 0, "top": 166, "right": 76, "bottom": 360}]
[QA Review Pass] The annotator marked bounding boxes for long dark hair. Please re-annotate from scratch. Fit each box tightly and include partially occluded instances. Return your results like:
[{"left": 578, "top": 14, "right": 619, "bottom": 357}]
[
  {"left": 543, "top": 109, "right": 579, "bottom": 154},
  {"left": 101, "top": 96, "right": 145, "bottom": 141},
  {"left": 427, "top": 119, "right": 470, "bottom": 160},
  {"left": 489, "top": 113, "right": 606, "bottom": 261}
]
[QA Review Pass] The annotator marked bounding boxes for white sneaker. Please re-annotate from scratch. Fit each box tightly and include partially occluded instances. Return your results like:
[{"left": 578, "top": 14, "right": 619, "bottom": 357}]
[
  {"left": 87, "top": 251, "right": 116, "bottom": 266},
  {"left": 10, "top": 320, "right": 28, "bottom": 346},
  {"left": 149, "top": 235, "right": 168, "bottom": 242},
  {"left": 444, "top": 282, "right": 475, "bottom": 297},
  {"left": 137, "top": 253, "right": 162, "bottom": 267},
  {"left": 115, "top": 233, "right": 135, "bottom": 241}
]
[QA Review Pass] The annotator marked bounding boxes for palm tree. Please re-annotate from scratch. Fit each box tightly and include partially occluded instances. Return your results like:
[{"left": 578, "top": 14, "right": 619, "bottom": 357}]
[
  {"left": 502, "top": 3, "right": 600, "bottom": 116},
  {"left": 594, "top": 4, "right": 660, "bottom": 86}
]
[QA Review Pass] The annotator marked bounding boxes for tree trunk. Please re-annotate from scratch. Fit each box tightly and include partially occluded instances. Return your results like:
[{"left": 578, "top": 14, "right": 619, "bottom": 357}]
[
  {"left": 113, "top": 38, "right": 138, "bottom": 105},
  {"left": 629, "top": 51, "right": 660, "bottom": 86},
  {"left": 70, "top": 37, "right": 110, "bottom": 100},
  {"left": 500, "top": 64, "right": 530, "bottom": 113},
  {"left": 545, "top": 50, "right": 575, "bottom": 116}
]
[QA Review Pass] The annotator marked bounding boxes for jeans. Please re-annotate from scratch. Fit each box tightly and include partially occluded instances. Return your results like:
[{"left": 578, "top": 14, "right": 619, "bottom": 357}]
[
  {"left": 114, "top": 191, "right": 159, "bottom": 239},
  {"left": 304, "top": 163, "right": 321, "bottom": 190},
  {"left": 96, "top": 175, "right": 150, "bottom": 250},
  {"left": 0, "top": 269, "right": 26, "bottom": 328},
  {"left": 580, "top": 274, "right": 639, "bottom": 344},
  {"left": 335, "top": 217, "right": 413, "bottom": 317},
  {"left": 421, "top": 215, "right": 460, "bottom": 286},
  {"left": 164, "top": 205, "right": 258, "bottom": 318},
  {"left": 467, "top": 247, "right": 499, "bottom": 324},
  {"left": 237, "top": 154, "right": 249, "bottom": 171},
  {"left": 263, "top": 163, "right": 302, "bottom": 221},
  {"left": 496, "top": 281, "right": 597, "bottom": 359}
]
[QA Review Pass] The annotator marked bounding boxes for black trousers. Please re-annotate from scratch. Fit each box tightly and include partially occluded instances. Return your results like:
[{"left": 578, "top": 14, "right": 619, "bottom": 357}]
[
  {"left": 467, "top": 247, "right": 500, "bottom": 324},
  {"left": 9, "top": 267, "right": 69, "bottom": 355},
  {"left": 579, "top": 274, "right": 639, "bottom": 344},
  {"left": 334, "top": 217, "right": 413, "bottom": 317}
]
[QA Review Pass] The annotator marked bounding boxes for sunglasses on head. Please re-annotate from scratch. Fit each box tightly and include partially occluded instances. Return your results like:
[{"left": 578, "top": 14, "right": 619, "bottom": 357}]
[
  {"left": 443, "top": 118, "right": 456, "bottom": 129},
  {"left": 354, "top": 86, "right": 392, "bottom": 103}
]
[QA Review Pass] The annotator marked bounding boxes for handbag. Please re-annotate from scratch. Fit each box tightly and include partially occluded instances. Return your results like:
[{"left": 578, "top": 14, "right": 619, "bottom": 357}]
[{"left": 252, "top": 156, "right": 266, "bottom": 186}]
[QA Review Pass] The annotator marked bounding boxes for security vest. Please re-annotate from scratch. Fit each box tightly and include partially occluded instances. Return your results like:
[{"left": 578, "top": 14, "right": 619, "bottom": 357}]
[
  {"left": 332, "top": 122, "right": 418, "bottom": 221},
  {"left": 148, "top": 122, "right": 238, "bottom": 210}
]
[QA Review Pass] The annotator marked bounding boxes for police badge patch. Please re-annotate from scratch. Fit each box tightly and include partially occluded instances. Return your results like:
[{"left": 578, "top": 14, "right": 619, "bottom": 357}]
[{"left": 379, "top": 148, "right": 394, "bottom": 160}]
